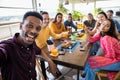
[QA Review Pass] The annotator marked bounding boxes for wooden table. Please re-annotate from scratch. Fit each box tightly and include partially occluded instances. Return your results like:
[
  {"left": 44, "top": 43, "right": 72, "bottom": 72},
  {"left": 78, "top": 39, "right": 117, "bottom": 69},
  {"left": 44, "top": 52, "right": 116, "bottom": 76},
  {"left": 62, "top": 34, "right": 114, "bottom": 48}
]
[{"left": 40, "top": 39, "right": 92, "bottom": 80}]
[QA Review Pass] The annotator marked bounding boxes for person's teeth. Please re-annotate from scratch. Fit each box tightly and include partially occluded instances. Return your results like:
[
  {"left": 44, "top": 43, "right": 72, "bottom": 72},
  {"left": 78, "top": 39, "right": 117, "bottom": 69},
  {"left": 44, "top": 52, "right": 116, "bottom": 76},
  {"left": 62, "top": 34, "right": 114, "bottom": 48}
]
[{"left": 28, "top": 34, "right": 34, "bottom": 38}]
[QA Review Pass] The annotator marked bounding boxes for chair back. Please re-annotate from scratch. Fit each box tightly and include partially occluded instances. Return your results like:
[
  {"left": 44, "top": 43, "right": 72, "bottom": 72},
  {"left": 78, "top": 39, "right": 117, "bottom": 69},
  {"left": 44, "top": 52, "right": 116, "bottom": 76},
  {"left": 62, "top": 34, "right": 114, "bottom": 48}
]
[{"left": 36, "top": 58, "right": 45, "bottom": 80}]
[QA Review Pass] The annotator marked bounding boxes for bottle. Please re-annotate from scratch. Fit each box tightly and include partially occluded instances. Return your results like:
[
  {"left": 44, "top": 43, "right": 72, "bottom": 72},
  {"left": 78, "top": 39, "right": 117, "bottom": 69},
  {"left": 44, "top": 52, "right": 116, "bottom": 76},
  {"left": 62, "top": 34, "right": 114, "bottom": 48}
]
[
  {"left": 71, "top": 33, "right": 76, "bottom": 41},
  {"left": 46, "top": 39, "right": 55, "bottom": 52}
]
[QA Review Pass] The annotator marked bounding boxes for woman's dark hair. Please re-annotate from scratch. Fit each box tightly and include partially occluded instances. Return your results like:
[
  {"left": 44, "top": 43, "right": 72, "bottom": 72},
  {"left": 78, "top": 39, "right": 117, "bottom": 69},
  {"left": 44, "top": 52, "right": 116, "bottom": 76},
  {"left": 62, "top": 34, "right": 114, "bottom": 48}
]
[
  {"left": 100, "top": 19, "right": 118, "bottom": 39},
  {"left": 53, "top": 13, "right": 63, "bottom": 23},
  {"left": 98, "top": 12, "right": 108, "bottom": 19},
  {"left": 88, "top": 13, "right": 93, "bottom": 17},
  {"left": 22, "top": 11, "right": 43, "bottom": 23}
]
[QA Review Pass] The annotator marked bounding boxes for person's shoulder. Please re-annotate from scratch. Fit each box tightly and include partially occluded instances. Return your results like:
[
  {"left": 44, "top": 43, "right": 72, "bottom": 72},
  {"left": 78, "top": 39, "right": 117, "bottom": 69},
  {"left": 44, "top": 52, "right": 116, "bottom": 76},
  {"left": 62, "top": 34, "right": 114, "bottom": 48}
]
[
  {"left": 64, "top": 20, "right": 68, "bottom": 24},
  {"left": 61, "top": 23, "right": 65, "bottom": 26},
  {"left": 84, "top": 20, "right": 88, "bottom": 22},
  {"left": 103, "top": 35, "right": 110, "bottom": 38},
  {"left": 49, "top": 21, "right": 55, "bottom": 26},
  {"left": 113, "top": 19, "right": 117, "bottom": 22},
  {"left": 33, "top": 42, "right": 41, "bottom": 54},
  {"left": 64, "top": 20, "right": 68, "bottom": 22},
  {"left": 83, "top": 20, "right": 88, "bottom": 23},
  {"left": 0, "top": 38, "right": 14, "bottom": 48},
  {"left": 92, "top": 19, "right": 96, "bottom": 22},
  {"left": 0, "top": 38, "right": 13, "bottom": 44},
  {"left": 103, "top": 35, "right": 116, "bottom": 40},
  {"left": 49, "top": 21, "right": 54, "bottom": 24}
]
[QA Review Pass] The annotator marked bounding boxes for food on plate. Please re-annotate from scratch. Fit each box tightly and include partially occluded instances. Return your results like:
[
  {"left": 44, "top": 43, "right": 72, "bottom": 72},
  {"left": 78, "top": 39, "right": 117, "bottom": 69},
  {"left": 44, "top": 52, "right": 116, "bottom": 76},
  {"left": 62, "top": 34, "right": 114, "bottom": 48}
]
[
  {"left": 61, "top": 41, "right": 73, "bottom": 48},
  {"left": 77, "top": 32, "right": 84, "bottom": 37}
]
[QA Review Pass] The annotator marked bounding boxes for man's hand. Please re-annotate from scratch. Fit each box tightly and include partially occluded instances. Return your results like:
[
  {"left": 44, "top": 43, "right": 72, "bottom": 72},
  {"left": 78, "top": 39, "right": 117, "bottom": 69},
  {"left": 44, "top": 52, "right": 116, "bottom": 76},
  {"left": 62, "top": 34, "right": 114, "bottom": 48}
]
[
  {"left": 48, "top": 61, "right": 59, "bottom": 78},
  {"left": 41, "top": 45, "right": 62, "bottom": 79}
]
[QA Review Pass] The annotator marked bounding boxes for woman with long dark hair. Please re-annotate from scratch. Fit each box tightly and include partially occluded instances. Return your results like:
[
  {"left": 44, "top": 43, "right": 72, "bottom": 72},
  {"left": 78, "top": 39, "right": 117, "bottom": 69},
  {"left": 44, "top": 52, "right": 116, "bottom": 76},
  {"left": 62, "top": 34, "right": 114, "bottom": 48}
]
[
  {"left": 84, "top": 12, "right": 108, "bottom": 56},
  {"left": 49, "top": 13, "right": 66, "bottom": 34},
  {"left": 83, "top": 19, "right": 120, "bottom": 80}
]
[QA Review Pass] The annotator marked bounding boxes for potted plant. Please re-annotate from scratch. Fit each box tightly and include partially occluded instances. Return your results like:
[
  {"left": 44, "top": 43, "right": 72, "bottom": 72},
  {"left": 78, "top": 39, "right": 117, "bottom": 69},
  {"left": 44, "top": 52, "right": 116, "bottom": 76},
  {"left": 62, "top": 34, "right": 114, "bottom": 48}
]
[
  {"left": 57, "top": 4, "right": 68, "bottom": 16},
  {"left": 94, "top": 8, "right": 104, "bottom": 16},
  {"left": 71, "top": 10, "right": 83, "bottom": 21}
]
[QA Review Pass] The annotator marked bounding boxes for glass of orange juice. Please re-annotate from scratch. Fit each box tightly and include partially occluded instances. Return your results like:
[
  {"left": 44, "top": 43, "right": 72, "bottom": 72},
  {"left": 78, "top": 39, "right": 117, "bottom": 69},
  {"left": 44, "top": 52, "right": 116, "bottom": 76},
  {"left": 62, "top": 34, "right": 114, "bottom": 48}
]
[
  {"left": 51, "top": 48, "right": 58, "bottom": 56},
  {"left": 62, "top": 32, "right": 68, "bottom": 37}
]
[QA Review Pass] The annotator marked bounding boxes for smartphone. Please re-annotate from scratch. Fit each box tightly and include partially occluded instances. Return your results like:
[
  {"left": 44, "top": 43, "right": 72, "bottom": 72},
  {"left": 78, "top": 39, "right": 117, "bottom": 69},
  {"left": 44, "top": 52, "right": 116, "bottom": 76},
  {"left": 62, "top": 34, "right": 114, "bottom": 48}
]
[{"left": 97, "top": 22, "right": 101, "bottom": 27}]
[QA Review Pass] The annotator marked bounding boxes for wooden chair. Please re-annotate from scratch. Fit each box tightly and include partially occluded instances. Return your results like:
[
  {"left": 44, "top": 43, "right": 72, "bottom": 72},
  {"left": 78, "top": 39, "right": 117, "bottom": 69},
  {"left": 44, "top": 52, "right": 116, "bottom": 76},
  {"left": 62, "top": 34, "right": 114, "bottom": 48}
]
[
  {"left": 97, "top": 70, "right": 120, "bottom": 80},
  {"left": 114, "top": 71, "right": 120, "bottom": 80},
  {"left": 36, "top": 58, "right": 45, "bottom": 80},
  {"left": 96, "top": 71, "right": 108, "bottom": 80}
]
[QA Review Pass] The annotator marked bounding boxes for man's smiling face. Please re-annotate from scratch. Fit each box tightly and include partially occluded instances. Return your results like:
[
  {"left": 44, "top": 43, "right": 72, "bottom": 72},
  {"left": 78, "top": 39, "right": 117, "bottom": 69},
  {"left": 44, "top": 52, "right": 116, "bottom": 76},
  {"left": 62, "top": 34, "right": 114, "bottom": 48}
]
[{"left": 20, "top": 16, "right": 42, "bottom": 45}]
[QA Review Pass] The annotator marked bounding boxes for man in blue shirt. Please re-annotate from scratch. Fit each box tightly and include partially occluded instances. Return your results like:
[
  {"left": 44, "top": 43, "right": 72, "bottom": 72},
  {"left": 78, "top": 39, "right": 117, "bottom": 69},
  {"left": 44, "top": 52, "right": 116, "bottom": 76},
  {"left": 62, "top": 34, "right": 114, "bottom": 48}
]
[
  {"left": 64, "top": 13, "right": 77, "bottom": 31},
  {"left": 107, "top": 10, "right": 120, "bottom": 33}
]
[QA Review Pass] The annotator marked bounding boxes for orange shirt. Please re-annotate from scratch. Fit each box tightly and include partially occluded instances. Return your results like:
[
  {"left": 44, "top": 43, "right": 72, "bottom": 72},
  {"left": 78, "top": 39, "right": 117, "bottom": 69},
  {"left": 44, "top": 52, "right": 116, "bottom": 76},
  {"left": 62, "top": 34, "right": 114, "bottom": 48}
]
[
  {"left": 35, "top": 26, "right": 61, "bottom": 48},
  {"left": 49, "top": 22, "right": 66, "bottom": 34}
]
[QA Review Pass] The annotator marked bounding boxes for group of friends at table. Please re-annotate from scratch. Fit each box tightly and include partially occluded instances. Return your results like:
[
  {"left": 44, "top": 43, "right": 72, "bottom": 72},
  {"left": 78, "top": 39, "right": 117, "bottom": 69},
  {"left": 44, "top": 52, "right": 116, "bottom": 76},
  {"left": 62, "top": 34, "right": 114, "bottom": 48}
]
[{"left": 0, "top": 9, "right": 120, "bottom": 80}]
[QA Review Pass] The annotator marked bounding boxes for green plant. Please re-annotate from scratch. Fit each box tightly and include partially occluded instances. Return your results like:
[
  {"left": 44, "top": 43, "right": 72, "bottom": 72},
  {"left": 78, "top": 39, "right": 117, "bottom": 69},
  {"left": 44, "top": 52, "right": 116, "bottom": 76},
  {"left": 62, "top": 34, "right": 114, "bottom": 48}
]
[
  {"left": 94, "top": 8, "right": 104, "bottom": 16},
  {"left": 57, "top": 4, "right": 68, "bottom": 15},
  {"left": 71, "top": 10, "right": 83, "bottom": 21}
]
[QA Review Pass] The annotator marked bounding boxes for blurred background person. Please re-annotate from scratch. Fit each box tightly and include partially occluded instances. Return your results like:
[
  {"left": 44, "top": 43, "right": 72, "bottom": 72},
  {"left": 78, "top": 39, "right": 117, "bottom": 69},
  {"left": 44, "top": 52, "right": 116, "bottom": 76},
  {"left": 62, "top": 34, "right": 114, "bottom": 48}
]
[
  {"left": 106, "top": 10, "right": 120, "bottom": 33},
  {"left": 35, "top": 11, "right": 62, "bottom": 49},
  {"left": 84, "top": 12, "right": 108, "bottom": 56},
  {"left": 64, "top": 13, "right": 77, "bottom": 31},
  {"left": 84, "top": 19, "right": 120, "bottom": 80},
  {"left": 49, "top": 13, "right": 66, "bottom": 34},
  {"left": 83, "top": 13, "right": 96, "bottom": 30}
]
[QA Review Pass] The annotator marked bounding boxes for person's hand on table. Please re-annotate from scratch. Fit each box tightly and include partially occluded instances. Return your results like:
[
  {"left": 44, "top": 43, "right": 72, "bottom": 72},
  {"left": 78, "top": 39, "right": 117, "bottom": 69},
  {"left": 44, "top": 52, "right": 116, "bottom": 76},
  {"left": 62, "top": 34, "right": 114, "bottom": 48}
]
[
  {"left": 48, "top": 60, "right": 60, "bottom": 78},
  {"left": 61, "top": 31, "right": 69, "bottom": 38}
]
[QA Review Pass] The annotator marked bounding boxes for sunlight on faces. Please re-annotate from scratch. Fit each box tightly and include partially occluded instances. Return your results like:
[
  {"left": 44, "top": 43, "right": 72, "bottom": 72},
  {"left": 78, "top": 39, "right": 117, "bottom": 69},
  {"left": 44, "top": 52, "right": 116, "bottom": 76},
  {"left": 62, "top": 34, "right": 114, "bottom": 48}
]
[
  {"left": 20, "top": 16, "right": 42, "bottom": 45},
  {"left": 42, "top": 14, "right": 49, "bottom": 28},
  {"left": 100, "top": 20, "right": 111, "bottom": 32},
  {"left": 97, "top": 14, "right": 107, "bottom": 23}
]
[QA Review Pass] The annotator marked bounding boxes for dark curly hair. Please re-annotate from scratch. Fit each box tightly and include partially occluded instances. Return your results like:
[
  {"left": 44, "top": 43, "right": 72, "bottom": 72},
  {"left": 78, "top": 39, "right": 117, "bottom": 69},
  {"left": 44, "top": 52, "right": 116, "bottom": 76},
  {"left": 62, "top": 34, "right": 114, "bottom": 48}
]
[{"left": 22, "top": 11, "right": 43, "bottom": 23}]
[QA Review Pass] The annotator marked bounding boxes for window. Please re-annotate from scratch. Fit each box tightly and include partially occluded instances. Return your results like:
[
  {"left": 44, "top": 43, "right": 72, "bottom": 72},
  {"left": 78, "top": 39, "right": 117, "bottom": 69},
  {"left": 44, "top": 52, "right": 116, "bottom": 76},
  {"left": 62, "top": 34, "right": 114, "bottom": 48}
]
[{"left": 0, "top": 0, "right": 33, "bottom": 23}]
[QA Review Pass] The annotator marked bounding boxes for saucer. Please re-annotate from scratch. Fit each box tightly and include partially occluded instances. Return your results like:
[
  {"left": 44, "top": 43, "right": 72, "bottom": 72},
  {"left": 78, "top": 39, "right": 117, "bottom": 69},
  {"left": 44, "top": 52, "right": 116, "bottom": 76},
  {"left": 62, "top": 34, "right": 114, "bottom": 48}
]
[
  {"left": 59, "top": 50, "right": 65, "bottom": 55},
  {"left": 50, "top": 53, "right": 58, "bottom": 57}
]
